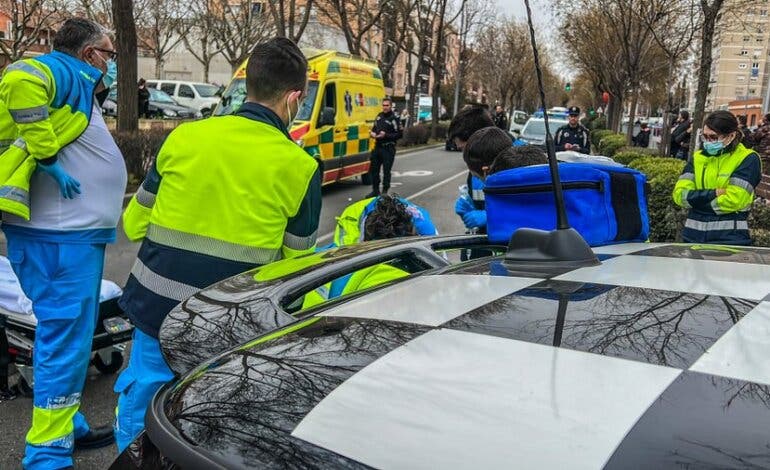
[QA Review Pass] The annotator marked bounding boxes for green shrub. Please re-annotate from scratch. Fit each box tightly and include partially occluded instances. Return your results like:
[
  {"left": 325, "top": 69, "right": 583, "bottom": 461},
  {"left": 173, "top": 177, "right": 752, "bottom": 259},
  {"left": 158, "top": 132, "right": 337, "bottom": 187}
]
[
  {"left": 400, "top": 124, "right": 430, "bottom": 146},
  {"left": 598, "top": 134, "right": 627, "bottom": 157},
  {"left": 427, "top": 123, "right": 448, "bottom": 140},
  {"left": 749, "top": 199, "right": 770, "bottom": 246},
  {"left": 112, "top": 128, "right": 171, "bottom": 188},
  {"left": 629, "top": 157, "right": 687, "bottom": 242},
  {"left": 591, "top": 129, "right": 614, "bottom": 148},
  {"left": 613, "top": 147, "right": 661, "bottom": 166},
  {"left": 590, "top": 115, "right": 607, "bottom": 130}
]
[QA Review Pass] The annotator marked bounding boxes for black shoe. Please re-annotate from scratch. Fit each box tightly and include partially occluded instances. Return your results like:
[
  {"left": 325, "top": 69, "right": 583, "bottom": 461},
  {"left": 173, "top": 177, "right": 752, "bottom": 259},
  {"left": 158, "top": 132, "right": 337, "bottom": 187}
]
[
  {"left": 382, "top": 187, "right": 390, "bottom": 195},
  {"left": 74, "top": 425, "right": 115, "bottom": 450},
  {"left": 365, "top": 191, "right": 379, "bottom": 198}
]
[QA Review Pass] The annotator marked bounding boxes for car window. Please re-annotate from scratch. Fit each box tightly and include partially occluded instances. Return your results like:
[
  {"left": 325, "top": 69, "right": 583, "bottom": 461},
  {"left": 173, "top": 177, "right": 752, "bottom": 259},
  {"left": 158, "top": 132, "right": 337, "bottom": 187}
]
[
  {"left": 193, "top": 84, "right": 221, "bottom": 98},
  {"left": 213, "top": 78, "right": 246, "bottom": 115},
  {"left": 295, "top": 81, "right": 319, "bottom": 121},
  {"left": 150, "top": 88, "right": 176, "bottom": 104},
  {"left": 523, "top": 120, "right": 568, "bottom": 137},
  {"left": 178, "top": 85, "right": 195, "bottom": 99},
  {"left": 160, "top": 83, "right": 176, "bottom": 96},
  {"left": 146, "top": 81, "right": 158, "bottom": 89},
  {"left": 513, "top": 112, "right": 528, "bottom": 125}
]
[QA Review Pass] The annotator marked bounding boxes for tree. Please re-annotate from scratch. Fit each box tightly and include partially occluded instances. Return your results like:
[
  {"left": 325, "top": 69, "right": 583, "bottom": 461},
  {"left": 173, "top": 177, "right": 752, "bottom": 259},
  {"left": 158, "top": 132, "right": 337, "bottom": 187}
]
[
  {"left": 70, "top": 0, "right": 114, "bottom": 29},
  {"left": 267, "top": 0, "right": 313, "bottom": 43},
  {"left": 315, "top": 0, "right": 388, "bottom": 58},
  {"left": 211, "top": 0, "right": 275, "bottom": 72},
  {"left": 0, "top": 0, "right": 61, "bottom": 64},
  {"left": 180, "top": 0, "right": 225, "bottom": 82},
  {"left": 112, "top": 0, "right": 138, "bottom": 132},
  {"left": 135, "top": 0, "right": 186, "bottom": 78}
]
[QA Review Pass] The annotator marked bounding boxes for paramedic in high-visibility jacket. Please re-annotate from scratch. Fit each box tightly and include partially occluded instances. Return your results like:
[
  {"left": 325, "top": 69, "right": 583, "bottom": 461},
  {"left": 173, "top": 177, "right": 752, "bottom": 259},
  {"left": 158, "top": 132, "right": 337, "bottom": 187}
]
[
  {"left": 0, "top": 18, "right": 126, "bottom": 469},
  {"left": 673, "top": 110, "right": 761, "bottom": 245},
  {"left": 114, "top": 37, "right": 322, "bottom": 451}
]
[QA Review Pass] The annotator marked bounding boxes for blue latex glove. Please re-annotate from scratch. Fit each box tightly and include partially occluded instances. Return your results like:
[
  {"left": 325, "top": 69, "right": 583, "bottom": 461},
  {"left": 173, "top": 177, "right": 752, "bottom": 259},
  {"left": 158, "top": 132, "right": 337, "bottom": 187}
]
[
  {"left": 454, "top": 195, "right": 475, "bottom": 216},
  {"left": 37, "top": 161, "right": 81, "bottom": 199},
  {"left": 462, "top": 210, "right": 487, "bottom": 229}
]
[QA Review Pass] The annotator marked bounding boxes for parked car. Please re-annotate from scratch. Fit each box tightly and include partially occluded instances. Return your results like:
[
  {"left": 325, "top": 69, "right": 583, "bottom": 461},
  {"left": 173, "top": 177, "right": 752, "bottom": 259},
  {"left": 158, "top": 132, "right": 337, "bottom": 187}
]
[
  {"left": 146, "top": 80, "right": 222, "bottom": 117},
  {"left": 517, "top": 116, "right": 569, "bottom": 149},
  {"left": 102, "top": 87, "right": 201, "bottom": 120},
  {"left": 110, "top": 233, "right": 770, "bottom": 469},
  {"left": 508, "top": 109, "right": 529, "bottom": 136}
]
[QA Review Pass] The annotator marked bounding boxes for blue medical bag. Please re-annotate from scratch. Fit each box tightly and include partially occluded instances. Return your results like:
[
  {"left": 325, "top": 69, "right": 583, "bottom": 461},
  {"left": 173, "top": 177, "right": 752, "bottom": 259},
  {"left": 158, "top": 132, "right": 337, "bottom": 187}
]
[{"left": 483, "top": 163, "right": 650, "bottom": 247}]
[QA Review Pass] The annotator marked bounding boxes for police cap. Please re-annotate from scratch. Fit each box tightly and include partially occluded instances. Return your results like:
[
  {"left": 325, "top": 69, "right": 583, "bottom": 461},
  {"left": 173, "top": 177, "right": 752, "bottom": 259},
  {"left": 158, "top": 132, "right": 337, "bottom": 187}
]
[{"left": 567, "top": 106, "right": 581, "bottom": 116}]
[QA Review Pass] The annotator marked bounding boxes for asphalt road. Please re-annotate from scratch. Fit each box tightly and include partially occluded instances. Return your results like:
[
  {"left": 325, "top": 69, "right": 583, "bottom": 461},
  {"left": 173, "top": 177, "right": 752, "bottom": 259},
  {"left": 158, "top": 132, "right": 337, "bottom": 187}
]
[{"left": 0, "top": 144, "right": 470, "bottom": 469}]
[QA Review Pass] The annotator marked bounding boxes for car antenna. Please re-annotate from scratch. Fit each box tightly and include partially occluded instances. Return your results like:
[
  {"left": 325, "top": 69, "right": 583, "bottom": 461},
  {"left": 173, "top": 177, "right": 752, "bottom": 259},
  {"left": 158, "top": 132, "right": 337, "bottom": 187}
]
[{"left": 502, "top": 0, "right": 600, "bottom": 274}]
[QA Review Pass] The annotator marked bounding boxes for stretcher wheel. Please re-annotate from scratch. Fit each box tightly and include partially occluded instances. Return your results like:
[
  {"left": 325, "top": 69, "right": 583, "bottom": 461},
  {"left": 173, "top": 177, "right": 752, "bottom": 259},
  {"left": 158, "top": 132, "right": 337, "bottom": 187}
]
[{"left": 93, "top": 350, "right": 124, "bottom": 375}]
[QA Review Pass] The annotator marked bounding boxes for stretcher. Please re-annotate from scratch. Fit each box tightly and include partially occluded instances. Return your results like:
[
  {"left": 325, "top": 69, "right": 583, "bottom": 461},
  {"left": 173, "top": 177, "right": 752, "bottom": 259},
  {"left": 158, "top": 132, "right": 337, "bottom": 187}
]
[{"left": 0, "top": 256, "right": 133, "bottom": 399}]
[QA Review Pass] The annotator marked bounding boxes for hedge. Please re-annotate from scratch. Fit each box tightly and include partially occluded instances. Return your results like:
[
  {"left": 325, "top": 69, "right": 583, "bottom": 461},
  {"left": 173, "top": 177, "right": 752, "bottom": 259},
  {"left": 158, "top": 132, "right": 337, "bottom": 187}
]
[
  {"left": 400, "top": 124, "right": 430, "bottom": 146},
  {"left": 598, "top": 133, "right": 627, "bottom": 157},
  {"left": 628, "top": 157, "right": 687, "bottom": 243},
  {"left": 591, "top": 129, "right": 614, "bottom": 148},
  {"left": 749, "top": 199, "right": 770, "bottom": 247},
  {"left": 613, "top": 147, "right": 661, "bottom": 166},
  {"left": 112, "top": 128, "right": 171, "bottom": 188}
]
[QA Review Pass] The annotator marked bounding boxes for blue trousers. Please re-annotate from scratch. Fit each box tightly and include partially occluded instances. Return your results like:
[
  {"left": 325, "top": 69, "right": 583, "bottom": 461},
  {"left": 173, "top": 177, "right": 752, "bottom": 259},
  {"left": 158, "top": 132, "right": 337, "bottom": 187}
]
[
  {"left": 5, "top": 234, "right": 104, "bottom": 470},
  {"left": 114, "top": 329, "right": 173, "bottom": 452}
]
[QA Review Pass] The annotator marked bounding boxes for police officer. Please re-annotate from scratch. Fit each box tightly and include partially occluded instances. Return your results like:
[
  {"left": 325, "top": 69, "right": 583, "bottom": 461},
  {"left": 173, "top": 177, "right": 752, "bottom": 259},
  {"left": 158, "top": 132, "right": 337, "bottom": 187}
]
[
  {"left": 554, "top": 106, "right": 590, "bottom": 154},
  {"left": 493, "top": 105, "right": 509, "bottom": 131},
  {"left": 366, "top": 98, "right": 402, "bottom": 197},
  {"left": 114, "top": 37, "right": 322, "bottom": 451}
]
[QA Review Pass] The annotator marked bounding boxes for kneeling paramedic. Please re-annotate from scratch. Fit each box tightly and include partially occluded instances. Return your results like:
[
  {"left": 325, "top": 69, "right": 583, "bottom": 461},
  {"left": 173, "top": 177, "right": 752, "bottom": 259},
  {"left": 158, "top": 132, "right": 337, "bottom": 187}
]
[
  {"left": 673, "top": 110, "right": 761, "bottom": 245},
  {"left": 114, "top": 37, "right": 322, "bottom": 451},
  {"left": 304, "top": 195, "right": 428, "bottom": 307},
  {"left": 0, "top": 18, "right": 126, "bottom": 468}
]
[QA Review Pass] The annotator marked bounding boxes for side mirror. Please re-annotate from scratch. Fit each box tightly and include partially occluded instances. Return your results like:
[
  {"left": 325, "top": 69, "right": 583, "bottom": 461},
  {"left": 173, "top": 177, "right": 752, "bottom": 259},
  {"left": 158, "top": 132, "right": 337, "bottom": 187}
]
[{"left": 318, "top": 107, "right": 335, "bottom": 127}]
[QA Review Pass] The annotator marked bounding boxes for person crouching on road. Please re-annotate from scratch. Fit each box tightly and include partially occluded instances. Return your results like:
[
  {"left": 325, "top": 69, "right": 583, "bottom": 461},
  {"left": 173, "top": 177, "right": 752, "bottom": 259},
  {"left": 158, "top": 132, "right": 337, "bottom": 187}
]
[
  {"left": 114, "top": 37, "right": 322, "bottom": 452},
  {"left": 0, "top": 17, "right": 126, "bottom": 469},
  {"left": 366, "top": 98, "right": 403, "bottom": 197},
  {"left": 673, "top": 110, "right": 761, "bottom": 245}
]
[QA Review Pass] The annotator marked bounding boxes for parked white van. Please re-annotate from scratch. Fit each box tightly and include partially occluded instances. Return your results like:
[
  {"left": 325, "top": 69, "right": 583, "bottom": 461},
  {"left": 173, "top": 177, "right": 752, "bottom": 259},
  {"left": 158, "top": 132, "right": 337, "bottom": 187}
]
[{"left": 145, "top": 80, "right": 222, "bottom": 117}]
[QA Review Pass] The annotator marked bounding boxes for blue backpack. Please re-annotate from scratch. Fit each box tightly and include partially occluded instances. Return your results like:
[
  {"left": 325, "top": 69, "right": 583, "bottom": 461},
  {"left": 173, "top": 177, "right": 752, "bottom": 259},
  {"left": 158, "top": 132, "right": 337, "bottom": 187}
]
[{"left": 484, "top": 163, "right": 650, "bottom": 247}]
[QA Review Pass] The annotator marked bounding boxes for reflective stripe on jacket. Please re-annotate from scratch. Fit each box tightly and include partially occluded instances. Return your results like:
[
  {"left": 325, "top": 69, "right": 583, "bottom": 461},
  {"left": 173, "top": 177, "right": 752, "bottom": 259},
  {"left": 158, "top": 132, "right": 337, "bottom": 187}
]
[
  {"left": 673, "top": 143, "right": 761, "bottom": 245},
  {"left": 0, "top": 51, "right": 102, "bottom": 219},
  {"left": 120, "top": 103, "right": 322, "bottom": 338}
]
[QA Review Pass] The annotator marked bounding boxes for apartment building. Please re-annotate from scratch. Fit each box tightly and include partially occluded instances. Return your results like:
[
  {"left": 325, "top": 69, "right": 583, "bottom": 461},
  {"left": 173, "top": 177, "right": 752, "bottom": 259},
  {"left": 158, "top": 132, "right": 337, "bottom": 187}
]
[{"left": 707, "top": 3, "right": 770, "bottom": 123}]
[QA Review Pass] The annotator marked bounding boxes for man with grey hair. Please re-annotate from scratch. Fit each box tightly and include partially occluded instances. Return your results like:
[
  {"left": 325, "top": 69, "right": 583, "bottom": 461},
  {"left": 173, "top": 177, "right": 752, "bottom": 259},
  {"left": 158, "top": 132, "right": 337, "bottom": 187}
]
[{"left": 0, "top": 17, "right": 126, "bottom": 468}]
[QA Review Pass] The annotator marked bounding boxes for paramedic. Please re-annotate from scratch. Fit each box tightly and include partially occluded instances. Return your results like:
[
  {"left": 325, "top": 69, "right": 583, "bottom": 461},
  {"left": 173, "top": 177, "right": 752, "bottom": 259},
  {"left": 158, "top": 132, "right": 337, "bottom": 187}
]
[
  {"left": 554, "top": 106, "right": 590, "bottom": 154},
  {"left": 673, "top": 110, "right": 761, "bottom": 245},
  {"left": 0, "top": 17, "right": 126, "bottom": 469},
  {"left": 115, "top": 37, "right": 322, "bottom": 451}
]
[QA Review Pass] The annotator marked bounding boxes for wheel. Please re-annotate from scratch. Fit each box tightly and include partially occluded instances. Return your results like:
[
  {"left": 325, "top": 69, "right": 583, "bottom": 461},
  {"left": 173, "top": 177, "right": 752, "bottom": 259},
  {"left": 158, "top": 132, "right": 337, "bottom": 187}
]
[
  {"left": 93, "top": 350, "right": 124, "bottom": 375},
  {"left": 360, "top": 172, "right": 372, "bottom": 185}
]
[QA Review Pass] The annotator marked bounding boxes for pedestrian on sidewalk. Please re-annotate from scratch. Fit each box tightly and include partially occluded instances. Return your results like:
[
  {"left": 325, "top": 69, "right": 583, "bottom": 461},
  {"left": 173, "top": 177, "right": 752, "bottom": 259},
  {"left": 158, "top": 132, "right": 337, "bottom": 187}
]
[
  {"left": 366, "top": 98, "right": 402, "bottom": 197},
  {"left": 0, "top": 17, "right": 126, "bottom": 468},
  {"left": 114, "top": 37, "right": 321, "bottom": 451}
]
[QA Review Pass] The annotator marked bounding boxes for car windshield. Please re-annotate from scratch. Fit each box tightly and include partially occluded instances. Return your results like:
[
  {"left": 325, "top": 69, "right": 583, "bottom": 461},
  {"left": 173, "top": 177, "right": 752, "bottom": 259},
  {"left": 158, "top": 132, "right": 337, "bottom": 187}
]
[
  {"left": 214, "top": 78, "right": 246, "bottom": 116},
  {"left": 523, "top": 120, "right": 567, "bottom": 137},
  {"left": 295, "top": 81, "right": 319, "bottom": 121},
  {"left": 150, "top": 88, "right": 177, "bottom": 104},
  {"left": 194, "top": 84, "right": 221, "bottom": 98}
]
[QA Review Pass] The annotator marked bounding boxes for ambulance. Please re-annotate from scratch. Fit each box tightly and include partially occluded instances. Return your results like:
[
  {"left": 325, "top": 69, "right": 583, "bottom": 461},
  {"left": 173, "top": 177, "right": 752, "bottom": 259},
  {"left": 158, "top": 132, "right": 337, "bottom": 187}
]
[{"left": 214, "top": 49, "right": 386, "bottom": 185}]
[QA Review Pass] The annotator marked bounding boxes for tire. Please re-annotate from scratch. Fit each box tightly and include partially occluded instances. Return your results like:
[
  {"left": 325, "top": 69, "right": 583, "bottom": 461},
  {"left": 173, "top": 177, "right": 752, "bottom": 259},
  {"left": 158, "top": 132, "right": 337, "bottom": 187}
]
[
  {"left": 360, "top": 172, "right": 372, "bottom": 185},
  {"left": 93, "top": 350, "right": 124, "bottom": 375},
  {"left": 16, "top": 375, "right": 33, "bottom": 398}
]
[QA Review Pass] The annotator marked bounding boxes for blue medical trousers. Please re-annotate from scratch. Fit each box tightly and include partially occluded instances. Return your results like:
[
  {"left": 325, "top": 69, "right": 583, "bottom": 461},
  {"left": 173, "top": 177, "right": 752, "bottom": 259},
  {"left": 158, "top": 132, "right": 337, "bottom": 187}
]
[
  {"left": 114, "top": 329, "right": 173, "bottom": 452},
  {"left": 5, "top": 233, "right": 104, "bottom": 470}
]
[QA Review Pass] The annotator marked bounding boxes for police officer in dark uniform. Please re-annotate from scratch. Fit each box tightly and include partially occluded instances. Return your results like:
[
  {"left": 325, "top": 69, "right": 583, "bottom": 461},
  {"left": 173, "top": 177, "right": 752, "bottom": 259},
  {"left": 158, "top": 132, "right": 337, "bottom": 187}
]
[
  {"left": 367, "top": 98, "right": 403, "bottom": 197},
  {"left": 554, "top": 106, "right": 590, "bottom": 154}
]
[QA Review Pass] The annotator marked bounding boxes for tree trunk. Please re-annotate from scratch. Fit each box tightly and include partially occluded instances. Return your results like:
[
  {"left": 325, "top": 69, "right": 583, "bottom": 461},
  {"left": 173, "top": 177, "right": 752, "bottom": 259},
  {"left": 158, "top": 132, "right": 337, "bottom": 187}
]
[
  {"left": 690, "top": 0, "right": 725, "bottom": 160},
  {"left": 660, "top": 58, "right": 676, "bottom": 156},
  {"left": 626, "top": 86, "right": 639, "bottom": 145},
  {"left": 113, "top": 0, "right": 138, "bottom": 133},
  {"left": 155, "top": 57, "right": 163, "bottom": 79},
  {"left": 203, "top": 61, "right": 210, "bottom": 83}
]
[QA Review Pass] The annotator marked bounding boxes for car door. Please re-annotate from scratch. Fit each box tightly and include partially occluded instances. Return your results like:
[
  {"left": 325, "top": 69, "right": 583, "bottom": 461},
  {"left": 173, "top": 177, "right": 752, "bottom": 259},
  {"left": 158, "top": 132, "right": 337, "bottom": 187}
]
[{"left": 176, "top": 84, "right": 196, "bottom": 110}]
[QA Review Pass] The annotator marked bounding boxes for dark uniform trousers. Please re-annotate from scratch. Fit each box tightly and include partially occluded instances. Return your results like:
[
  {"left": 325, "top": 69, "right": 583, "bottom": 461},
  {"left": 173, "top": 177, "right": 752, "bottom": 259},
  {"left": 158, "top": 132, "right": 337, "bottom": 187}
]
[{"left": 370, "top": 142, "right": 396, "bottom": 194}]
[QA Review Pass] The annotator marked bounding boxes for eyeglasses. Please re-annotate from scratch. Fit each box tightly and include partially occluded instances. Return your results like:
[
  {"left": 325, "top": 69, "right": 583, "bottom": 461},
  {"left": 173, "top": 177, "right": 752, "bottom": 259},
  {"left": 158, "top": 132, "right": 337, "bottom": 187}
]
[
  {"left": 93, "top": 47, "right": 118, "bottom": 61},
  {"left": 701, "top": 132, "right": 723, "bottom": 142}
]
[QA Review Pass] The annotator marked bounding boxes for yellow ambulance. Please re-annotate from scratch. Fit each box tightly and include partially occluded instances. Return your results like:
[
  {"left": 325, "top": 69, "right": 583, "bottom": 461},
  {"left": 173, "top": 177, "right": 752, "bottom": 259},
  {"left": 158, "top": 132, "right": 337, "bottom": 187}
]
[{"left": 214, "top": 49, "right": 386, "bottom": 185}]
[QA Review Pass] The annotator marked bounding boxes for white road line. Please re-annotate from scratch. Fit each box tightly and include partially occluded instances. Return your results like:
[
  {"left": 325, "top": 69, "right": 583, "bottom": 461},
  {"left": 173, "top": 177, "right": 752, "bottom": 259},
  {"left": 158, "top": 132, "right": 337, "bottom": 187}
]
[{"left": 317, "top": 169, "right": 467, "bottom": 243}]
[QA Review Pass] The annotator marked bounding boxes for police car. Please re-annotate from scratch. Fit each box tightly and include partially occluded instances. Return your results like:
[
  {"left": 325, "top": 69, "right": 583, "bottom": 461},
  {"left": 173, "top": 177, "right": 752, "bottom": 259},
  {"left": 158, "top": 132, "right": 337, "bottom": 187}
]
[{"left": 111, "top": 234, "right": 770, "bottom": 469}]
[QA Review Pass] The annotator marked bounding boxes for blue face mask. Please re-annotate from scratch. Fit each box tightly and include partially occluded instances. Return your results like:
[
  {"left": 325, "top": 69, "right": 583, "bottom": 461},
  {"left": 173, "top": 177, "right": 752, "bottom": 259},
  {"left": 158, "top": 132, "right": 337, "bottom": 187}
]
[
  {"left": 102, "top": 59, "right": 117, "bottom": 89},
  {"left": 703, "top": 140, "right": 725, "bottom": 156}
]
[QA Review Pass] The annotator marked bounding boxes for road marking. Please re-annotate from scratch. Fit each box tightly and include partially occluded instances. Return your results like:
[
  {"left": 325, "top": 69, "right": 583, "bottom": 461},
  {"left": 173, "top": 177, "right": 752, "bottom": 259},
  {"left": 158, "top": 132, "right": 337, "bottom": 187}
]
[
  {"left": 392, "top": 170, "right": 434, "bottom": 177},
  {"left": 317, "top": 169, "right": 467, "bottom": 243}
]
